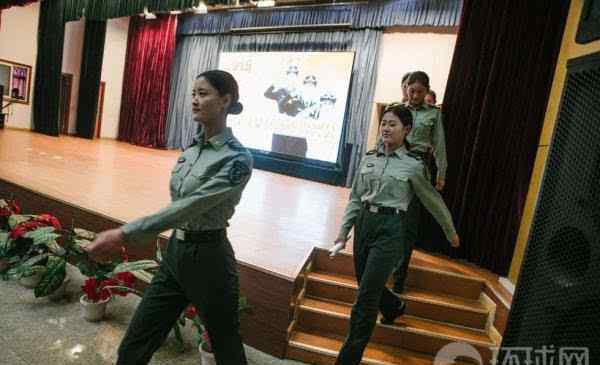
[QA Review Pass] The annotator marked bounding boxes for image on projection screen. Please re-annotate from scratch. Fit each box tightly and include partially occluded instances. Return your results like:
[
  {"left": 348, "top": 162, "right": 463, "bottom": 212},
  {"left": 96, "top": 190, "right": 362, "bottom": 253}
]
[{"left": 219, "top": 51, "right": 355, "bottom": 163}]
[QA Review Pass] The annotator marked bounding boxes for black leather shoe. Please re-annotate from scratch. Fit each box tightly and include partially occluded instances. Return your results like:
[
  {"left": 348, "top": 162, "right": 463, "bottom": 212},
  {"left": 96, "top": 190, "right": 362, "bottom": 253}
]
[{"left": 380, "top": 301, "right": 406, "bottom": 325}]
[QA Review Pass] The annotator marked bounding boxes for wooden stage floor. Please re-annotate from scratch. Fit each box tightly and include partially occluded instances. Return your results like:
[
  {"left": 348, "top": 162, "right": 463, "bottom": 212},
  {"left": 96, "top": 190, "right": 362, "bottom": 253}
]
[{"left": 0, "top": 128, "right": 350, "bottom": 280}]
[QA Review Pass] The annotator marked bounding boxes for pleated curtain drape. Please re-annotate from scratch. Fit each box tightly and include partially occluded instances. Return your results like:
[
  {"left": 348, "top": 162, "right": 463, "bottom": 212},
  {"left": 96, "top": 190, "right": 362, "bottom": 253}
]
[{"left": 117, "top": 15, "right": 177, "bottom": 148}]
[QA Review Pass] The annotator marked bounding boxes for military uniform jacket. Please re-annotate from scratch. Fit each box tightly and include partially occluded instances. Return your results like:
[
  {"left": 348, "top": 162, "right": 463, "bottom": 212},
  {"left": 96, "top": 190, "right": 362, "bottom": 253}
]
[
  {"left": 122, "top": 127, "right": 253, "bottom": 244},
  {"left": 338, "top": 144, "right": 456, "bottom": 242},
  {"left": 405, "top": 103, "right": 447, "bottom": 181}
]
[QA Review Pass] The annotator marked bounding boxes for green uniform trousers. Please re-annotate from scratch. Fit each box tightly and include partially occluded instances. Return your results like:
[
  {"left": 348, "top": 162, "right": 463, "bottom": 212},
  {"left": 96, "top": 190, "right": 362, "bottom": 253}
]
[
  {"left": 335, "top": 207, "right": 409, "bottom": 365},
  {"left": 117, "top": 230, "right": 247, "bottom": 365}
]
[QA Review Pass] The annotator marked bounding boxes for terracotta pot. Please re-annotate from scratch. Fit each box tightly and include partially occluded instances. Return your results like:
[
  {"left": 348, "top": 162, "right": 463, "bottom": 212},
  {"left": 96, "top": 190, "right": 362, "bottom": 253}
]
[
  {"left": 80, "top": 294, "right": 110, "bottom": 322},
  {"left": 47, "top": 277, "right": 70, "bottom": 301},
  {"left": 18, "top": 271, "right": 43, "bottom": 289},
  {"left": 199, "top": 344, "right": 216, "bottom": 365}
]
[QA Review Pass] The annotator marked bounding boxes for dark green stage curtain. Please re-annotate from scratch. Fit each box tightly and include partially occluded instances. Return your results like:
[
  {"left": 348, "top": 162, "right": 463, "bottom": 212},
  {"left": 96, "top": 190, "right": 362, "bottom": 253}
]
[
  {"left": 32, "top": 0, "right": 65, "bottom": 136},
  {"left": 75, "top": 20, "right": 107, "bottom": 139},
  {"left": 63, "top": 0, "right": 86, "bottom": 22}
]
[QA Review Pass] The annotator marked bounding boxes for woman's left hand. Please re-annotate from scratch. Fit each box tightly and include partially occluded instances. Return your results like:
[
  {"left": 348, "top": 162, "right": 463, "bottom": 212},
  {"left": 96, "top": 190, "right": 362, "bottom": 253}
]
[
  {"left": 84, "top": 228, "right": 126, "bottom": 262},
  {"left": 450, "top": 234, "right": 460, "bottom": 248},
  {"left": 435, "top": 179, "right": 445, "bottom": 191}
]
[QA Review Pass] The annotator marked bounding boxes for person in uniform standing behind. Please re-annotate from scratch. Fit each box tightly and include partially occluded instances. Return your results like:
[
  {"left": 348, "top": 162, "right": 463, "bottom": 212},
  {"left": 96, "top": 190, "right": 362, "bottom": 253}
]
[
  {"left": 331, "top": 104, "right": 459, "bottom": 365},
  {"left": 391, "top": 71, "right": 448, "bottom": 295},
  {"left": 85, "top": 70, "right": 252, "bottom": 365}
]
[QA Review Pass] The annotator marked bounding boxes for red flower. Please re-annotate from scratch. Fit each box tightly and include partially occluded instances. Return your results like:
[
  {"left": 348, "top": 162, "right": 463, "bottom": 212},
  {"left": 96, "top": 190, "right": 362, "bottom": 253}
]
[
  {"left": 184, "top": 305, "right": 198, "bottom": 319},
  {"left": 81, "top": 277, "right": 111, "bottom": 303},
  {"left": 8, "top": 213, "right": 62, "bottom": 240},
  {"left": 0, "top": 199, "right": 20, "bottom": 217},
  {"left": 202, "top": 330, "right": 212, "bottom": 352}
]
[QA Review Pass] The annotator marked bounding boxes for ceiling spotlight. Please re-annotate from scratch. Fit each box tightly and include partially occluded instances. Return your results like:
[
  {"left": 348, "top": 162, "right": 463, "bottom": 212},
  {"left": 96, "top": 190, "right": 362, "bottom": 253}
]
[
  {"left": 256, "top": 0, "right": 275, "bottom": 7},
  {"left": 192, "top": 1, "right": 208, "bottom": 14},
  {"left": 143, "top": 6, "right": 157, "bottom": 19}
]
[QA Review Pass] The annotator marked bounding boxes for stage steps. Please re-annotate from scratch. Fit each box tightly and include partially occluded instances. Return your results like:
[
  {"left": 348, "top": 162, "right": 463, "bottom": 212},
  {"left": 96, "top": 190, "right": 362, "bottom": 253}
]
[{"left": 286, "top": 248, "right": 500, "bottom": 365}]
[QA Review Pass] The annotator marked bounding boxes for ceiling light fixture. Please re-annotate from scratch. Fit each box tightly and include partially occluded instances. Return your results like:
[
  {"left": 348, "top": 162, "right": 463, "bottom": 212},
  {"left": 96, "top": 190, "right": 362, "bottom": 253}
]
[{"left": 256, "top": 0, "right": 276, "bottom": 8}]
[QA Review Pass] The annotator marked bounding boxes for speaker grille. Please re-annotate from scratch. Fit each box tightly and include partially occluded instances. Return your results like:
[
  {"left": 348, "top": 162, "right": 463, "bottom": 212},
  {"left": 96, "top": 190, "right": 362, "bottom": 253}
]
[{"left": 501, "top": 52, "right": 600, "bottom": 362}]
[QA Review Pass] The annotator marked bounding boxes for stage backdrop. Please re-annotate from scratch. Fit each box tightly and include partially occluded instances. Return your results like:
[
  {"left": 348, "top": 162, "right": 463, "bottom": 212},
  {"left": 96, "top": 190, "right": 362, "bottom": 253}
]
[{"left": 219, "top": 51, "right": 354, "bottom": 164}]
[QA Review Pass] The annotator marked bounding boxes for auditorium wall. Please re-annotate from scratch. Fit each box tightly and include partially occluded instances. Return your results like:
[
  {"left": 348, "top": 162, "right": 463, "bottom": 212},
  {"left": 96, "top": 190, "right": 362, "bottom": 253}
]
[
  {"left": 0, "top": 2, "right": 39, "bottom": 130},
  {"left": 99, "top": 17, "right": 129, "bottom": 139},
  {"left": 367, "top": 29, "right": 457, "bottom": 149},
  {"left": 62, "top": 19, "right": 85, "bottom": 134}
]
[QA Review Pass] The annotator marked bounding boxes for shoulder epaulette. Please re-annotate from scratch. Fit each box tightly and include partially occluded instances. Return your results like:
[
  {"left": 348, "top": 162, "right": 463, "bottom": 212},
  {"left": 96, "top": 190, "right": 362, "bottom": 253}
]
[
  {"left": 227, "top": 138, "right": 247, "bottom": 153},
  {"left": 407, "top": 151, "right": 422, "bottom": 161}
]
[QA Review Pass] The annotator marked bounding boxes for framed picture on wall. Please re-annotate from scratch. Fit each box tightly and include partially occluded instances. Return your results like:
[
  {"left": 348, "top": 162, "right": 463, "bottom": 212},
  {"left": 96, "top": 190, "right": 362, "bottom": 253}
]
[
  {"left": 0, "top": 59, "right": 32, "bottom": 105},
  {"left": 576, "top": 0, "right": 600, "bottom": 44}
]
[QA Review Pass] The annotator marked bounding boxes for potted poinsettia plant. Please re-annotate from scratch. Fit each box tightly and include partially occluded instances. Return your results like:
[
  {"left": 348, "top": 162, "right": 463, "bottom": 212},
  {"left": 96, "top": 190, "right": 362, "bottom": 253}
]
[
  {"left": 73, "top": 229, "right": 158, "bottom": 321},
  {"left": 1, "top": 212, "right": 72, "bottom": 300},
  {"left": 174, "top": 297, "right": 250, "bottom": 365}
]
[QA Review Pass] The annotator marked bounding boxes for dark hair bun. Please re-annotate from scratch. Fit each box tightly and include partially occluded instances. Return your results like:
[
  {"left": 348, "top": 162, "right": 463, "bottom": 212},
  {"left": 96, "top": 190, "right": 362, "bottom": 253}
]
[{"left": 229, "top": 101, "right": 243, "bottom": 115}]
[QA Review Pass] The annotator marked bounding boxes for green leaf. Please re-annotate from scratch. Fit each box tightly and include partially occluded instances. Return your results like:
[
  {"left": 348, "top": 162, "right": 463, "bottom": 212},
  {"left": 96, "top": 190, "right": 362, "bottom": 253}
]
[
  {"left": 6, "top": 264, "right": 46, "bottom": 280},
  {"left": 72, "top": 238, "right": 91, "bottom": 254},
  {"left": 22, "top": 253, "right": 51, "bottom": 267},
  {"left": 172, "top": 323, "right": 186, "bottom": 353},
  {"left": 155, "top": 239, "right": 163, "bottom": 262},
  {"left": 24, "top": 227, "right": 60, "bottom": 244},
  {"left": 111, "top": 260, "right": 159, "bottom": 275},
  {"left": 74, "top": 228, "right": 96, "bottom": 241},
  {"left": 8, "top": 215, "right": 35, "bottom": 229},
  {"left": 130, "top": 270, "right": 154, "bottom": 284},
  {"left": 0, "top": 232, "right": 12, "bottom": 257},
  {"left": 34, "top": 256, "right": 66, "bottom": 297}
]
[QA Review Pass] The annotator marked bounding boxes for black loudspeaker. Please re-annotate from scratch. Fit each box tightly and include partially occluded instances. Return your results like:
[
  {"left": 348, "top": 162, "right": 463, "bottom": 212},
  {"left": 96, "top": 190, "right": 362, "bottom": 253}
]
[
  {"left": 271, "top": 133, "right": 308, "bottom": 159},
  {"left": 500, "top": 52, "right": 600, "bottom": 363}
]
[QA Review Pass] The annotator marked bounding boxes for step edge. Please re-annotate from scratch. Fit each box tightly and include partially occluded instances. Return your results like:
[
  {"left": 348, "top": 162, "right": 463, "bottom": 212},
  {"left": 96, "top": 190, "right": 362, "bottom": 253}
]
[
  {"left": 313, "top": 247, "right": 486, "bottom": 285},
  {"left": 402, "top": 293, "right": 489, "bottom": 315},
  {"left": 298, "top": 303, "right": 496, "bottom": 348},
  {"left": 305, "top": 277, "right": 489, "bottom": 315},
  {"left": 288, "top": 338, "right": 422, "bottom": 365}
]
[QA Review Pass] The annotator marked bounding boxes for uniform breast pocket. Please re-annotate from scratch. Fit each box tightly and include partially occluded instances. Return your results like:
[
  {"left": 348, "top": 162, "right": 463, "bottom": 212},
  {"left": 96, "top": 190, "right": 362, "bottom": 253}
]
[
  {"left": 414, "top": 117, "right": 435, "bottom": 138},
  {"left": 389, "top": 175, "right": 410, "bottom": 199}
]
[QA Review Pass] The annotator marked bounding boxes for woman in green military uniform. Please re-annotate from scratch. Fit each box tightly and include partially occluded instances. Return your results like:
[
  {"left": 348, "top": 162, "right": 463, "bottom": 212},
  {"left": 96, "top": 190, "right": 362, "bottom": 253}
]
[
  {"left": 85, "top": 70, "right": 252, "bottom": 365},
  {"left": 331, "top": 104, "right": 459, "bottom": 365}
]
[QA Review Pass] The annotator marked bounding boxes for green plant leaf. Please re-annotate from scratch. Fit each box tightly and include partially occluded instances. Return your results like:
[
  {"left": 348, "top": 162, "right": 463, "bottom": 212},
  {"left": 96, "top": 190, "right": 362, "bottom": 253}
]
[
  {"left": 34, "top": 256, "right": 66, "bottom": 297},
  {"left": 8, "top": 215, "right": 35, "bottom": 229},
  {"left": 130, "top": 270, "right": 154, "bottom": 284},
  {"left": 111, "top": 260, "right": 159, "bottom": 275},
  {"left": 5, "top": 264, "right": 46, "bottom": 280},
  {"left": 172, "top": 322, "right": 186, "bottom": 353},
  {"left": 74, "top": 228, "right": 96, "bottom": 241},
  {"left": 0, "top": 232, "right": 12, "bottom": 257},
  {"left": 155, "top": 239, "right": 163, "bottom": 262},
  {"left": 24, "top": 227, "right": 60, "bottom": 244}
]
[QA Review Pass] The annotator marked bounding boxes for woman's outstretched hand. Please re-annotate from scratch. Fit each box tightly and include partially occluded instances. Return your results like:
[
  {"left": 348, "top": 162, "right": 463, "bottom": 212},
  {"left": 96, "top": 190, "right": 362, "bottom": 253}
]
[
  {"left": 329, "top": 237, "right": 348, "bottom": 258},
  {"left": 450, "top": 234, "right": 460, "bottom": 248},
  {"left": 84, "top": 228, "right": 126, "bottom": 262}
]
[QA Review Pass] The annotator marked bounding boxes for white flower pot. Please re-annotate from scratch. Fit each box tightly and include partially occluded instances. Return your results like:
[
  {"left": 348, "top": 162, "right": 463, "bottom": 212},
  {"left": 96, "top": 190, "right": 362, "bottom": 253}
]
[
  {"left": 18, "top": 271, "right": 43, "bottom": 289},
  {"left": 199, "top": 344, "right": 216, "bottom": 365},
  {"left": 47, "top": 277, "right": 70, "bottom": 302},
  {"left": 80, "top": 294, "right": 110, "bottom": 322}
]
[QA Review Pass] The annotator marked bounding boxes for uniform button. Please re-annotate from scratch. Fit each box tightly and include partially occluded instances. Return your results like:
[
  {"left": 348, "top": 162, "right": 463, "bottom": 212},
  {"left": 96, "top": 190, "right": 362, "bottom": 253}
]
[
  {"left": 178, "top": 157, "right": 186, "bottom": 163},
  {"left": 366, "top": 163, "right": 374, "bottom": 167}
]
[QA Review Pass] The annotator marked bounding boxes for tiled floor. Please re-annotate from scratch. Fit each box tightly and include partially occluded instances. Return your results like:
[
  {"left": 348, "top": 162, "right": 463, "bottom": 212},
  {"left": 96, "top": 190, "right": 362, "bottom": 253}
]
[{"left": 0, "top": 264, "right": 307, "bottom": 365}]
